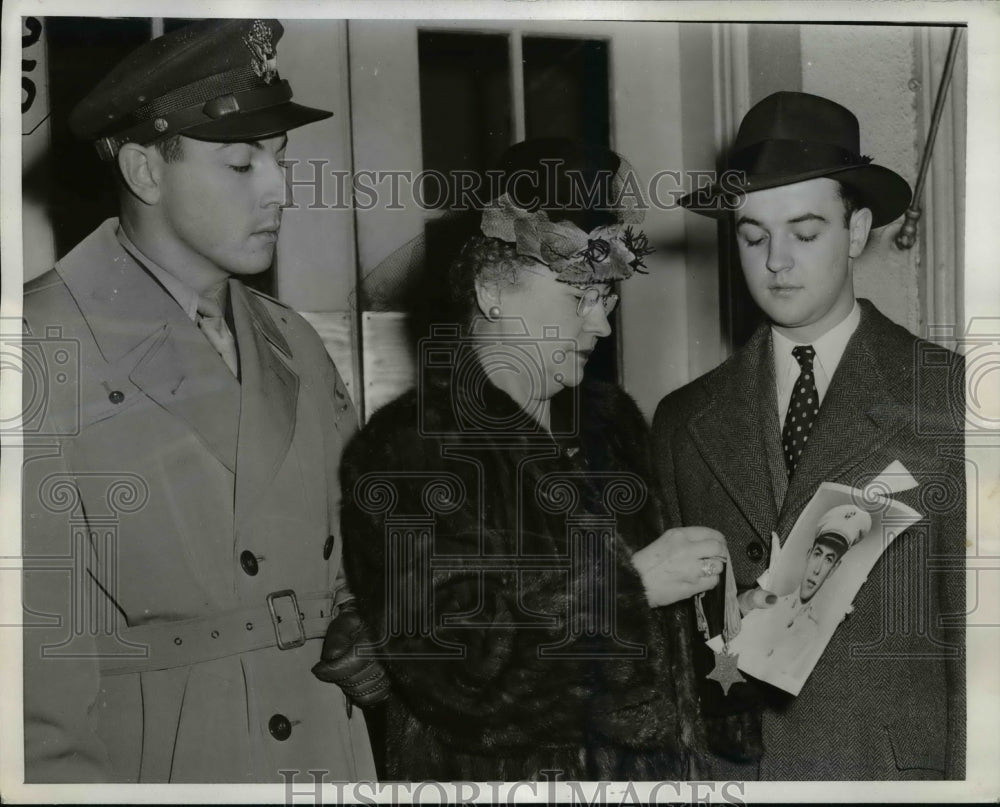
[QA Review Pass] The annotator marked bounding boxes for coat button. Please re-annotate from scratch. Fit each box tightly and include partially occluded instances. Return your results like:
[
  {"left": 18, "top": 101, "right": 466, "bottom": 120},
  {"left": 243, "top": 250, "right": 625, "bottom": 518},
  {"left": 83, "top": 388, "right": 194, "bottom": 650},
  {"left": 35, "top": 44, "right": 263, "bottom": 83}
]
[
  {"left": 239, "top": 550, "right": 259, "bottom": 576},
  {"left": 108, "top": 390, "right": 125, "bottom": 404},
  {"left": 746, "top": 541, "right": 765, "bottom": 563},
  {"left": 268, "top": 713, "right": 292, "bottom": 741},
  {"left": 323, "top": 535, "right": 335, "bottom": 560}
]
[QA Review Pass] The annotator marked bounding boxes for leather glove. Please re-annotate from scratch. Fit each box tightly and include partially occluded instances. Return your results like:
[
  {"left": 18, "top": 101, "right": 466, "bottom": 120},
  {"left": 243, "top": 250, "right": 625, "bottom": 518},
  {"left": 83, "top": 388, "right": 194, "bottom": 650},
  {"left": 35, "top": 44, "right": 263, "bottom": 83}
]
[{"left": 311, "top": 602, "right": 391, "bottom": 708}]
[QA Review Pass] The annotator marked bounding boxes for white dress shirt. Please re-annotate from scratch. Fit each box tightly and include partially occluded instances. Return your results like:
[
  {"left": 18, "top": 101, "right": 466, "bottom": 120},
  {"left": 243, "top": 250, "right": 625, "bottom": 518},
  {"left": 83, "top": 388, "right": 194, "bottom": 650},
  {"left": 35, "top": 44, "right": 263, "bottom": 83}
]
[{"left": 772, "top": 301, "right": 861, "bottom": 422}]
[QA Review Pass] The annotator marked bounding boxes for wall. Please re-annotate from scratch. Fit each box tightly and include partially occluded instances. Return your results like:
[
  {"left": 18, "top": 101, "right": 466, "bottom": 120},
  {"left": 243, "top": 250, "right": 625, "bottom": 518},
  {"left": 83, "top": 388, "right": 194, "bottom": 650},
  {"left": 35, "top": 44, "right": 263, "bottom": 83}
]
[
  {"left": 800, "top": 24, "right": 923, "bottom": 335},
  {"left": 274, "top": 20, "right": 357, "bottom": 312},
  {"left": 614, "top": 22, "right": 695, "bottom": 419}
]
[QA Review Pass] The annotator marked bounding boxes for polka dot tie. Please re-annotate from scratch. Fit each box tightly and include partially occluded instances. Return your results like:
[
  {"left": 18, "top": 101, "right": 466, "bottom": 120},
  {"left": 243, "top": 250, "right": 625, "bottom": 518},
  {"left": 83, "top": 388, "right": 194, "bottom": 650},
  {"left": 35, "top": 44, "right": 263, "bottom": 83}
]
[{"left": 782, "top": 345, "right": 818, "bottom": 476}]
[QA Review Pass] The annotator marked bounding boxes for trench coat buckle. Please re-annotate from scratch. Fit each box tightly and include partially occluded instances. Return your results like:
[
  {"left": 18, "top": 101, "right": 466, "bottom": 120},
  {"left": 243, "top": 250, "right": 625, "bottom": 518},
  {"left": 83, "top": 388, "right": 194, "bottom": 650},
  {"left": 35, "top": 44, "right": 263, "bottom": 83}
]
[{"left": 266, "top": 589, "right": 306, "bottom": 650}]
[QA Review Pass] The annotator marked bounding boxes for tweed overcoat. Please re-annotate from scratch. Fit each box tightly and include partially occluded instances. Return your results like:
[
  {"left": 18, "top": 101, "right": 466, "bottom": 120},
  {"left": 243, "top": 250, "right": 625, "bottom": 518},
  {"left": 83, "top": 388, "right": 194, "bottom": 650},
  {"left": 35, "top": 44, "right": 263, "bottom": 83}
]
[
  {"left": 340, "top": 358, "right": 702, "bottom": 781},
  {"left": 21, "top": 219, "right": 376, "bottom": 783},
  {"left": 652, "top": 300, "right": 965, "bottom": 780}
]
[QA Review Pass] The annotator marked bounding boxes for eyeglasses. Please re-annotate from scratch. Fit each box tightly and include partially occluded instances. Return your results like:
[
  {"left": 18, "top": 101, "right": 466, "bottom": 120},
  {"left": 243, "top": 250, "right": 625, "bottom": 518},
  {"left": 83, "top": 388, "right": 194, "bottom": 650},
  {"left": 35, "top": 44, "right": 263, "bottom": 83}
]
[{"left": 574, "top": 286, "right": 619, "bottom": 318}]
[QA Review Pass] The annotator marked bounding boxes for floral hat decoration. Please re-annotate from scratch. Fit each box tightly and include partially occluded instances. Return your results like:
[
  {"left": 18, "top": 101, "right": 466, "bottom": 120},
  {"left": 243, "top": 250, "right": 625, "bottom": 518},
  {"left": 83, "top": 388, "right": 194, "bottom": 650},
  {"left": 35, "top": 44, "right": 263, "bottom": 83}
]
[{"left": 480, "top": 139, "right": 654, "bottom": 284}]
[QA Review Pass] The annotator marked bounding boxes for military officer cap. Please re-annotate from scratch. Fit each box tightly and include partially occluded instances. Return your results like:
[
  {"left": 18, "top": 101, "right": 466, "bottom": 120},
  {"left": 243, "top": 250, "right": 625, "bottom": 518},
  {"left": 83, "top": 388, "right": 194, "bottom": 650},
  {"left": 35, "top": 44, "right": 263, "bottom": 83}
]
[
  {"left": 70, "top": 18, "right": 332, "bottom": 161},
  {"left": 814, "top": 504, "right": 872, "bottom": 557}
]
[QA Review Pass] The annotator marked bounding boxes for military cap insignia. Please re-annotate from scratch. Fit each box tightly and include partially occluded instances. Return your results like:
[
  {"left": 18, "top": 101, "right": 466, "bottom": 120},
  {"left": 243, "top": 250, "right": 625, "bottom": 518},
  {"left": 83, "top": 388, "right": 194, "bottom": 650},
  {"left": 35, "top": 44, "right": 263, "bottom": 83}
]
[
  {"left": 245, "top": 20, "right": 278, "bottom": 84},
  {"left": 72, "top": 18, "right": 331, "bottom": 157}
]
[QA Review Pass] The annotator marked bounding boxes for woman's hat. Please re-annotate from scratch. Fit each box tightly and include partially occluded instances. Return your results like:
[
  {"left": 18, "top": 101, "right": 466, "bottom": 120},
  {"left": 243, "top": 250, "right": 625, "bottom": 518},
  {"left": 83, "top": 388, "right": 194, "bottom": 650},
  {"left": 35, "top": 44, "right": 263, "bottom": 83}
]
[
  {"left": 70, "top": 19, "right": 333, "bottom": 160},
  {"left": 481, "top": 138, "right": 653, "bottom": 283},
  {"left": 493, "top": 138, "right": 634, "bottom": 233},
  {"left": 680, "top": 92, "right": 912, "bottom": 227}
]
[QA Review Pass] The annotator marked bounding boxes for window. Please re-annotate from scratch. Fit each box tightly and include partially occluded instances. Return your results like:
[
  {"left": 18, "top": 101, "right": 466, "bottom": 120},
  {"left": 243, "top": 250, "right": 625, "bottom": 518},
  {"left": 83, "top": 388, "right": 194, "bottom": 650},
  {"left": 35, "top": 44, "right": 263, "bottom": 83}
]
[{"left": 412, "top": 30, "right": 618, "bottom": 382}]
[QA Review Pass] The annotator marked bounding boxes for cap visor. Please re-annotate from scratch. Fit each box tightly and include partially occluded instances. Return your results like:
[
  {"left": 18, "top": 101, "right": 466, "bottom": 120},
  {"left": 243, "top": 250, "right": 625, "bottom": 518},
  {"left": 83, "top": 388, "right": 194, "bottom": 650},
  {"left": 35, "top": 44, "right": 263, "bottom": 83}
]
[{"left": 179, "top": 102, "right": 333, "bottom": 142}]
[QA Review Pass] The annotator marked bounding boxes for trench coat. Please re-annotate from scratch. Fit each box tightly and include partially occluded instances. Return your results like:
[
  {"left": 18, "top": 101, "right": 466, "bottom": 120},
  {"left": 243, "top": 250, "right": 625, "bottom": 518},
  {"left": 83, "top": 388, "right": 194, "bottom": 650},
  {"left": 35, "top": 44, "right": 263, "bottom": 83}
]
[
  {"left": 652, "top": 299, "right": 965, "bottom": 780},
  {"left": 21, "top": 219, "right": 376, "bottom": 783},
  {"left": 339, "top": 355, "right": 702, "bottom": 781}
]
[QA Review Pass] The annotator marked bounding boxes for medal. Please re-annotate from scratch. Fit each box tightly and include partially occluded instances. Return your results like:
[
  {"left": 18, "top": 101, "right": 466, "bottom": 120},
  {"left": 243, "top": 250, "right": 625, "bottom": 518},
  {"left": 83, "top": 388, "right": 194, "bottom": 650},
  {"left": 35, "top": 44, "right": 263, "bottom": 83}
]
[
  {"left": 694, "top": 550, "right": 745, "bottom": 695},
  {"left": 706, "top": 648, "right": 745, "bottom": 695}
]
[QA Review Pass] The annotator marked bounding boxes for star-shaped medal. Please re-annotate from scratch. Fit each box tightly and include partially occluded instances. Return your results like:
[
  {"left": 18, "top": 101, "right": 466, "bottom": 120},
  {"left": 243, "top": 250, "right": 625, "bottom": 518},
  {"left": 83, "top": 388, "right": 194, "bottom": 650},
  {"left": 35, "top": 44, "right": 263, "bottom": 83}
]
[{"left": 706, "top": 649, "right": 745, "bottom": 695}]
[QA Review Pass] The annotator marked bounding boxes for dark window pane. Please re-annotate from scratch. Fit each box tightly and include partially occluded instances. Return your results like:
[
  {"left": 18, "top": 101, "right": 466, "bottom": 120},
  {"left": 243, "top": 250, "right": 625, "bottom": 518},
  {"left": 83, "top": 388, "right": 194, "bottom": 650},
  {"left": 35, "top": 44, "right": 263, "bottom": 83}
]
[
  {"left": 163, "top": 18, "right": 199, "bottom": 33},
  {"left": 418, "top": 31, "right": 512, "bottom": 208},
  {"left": 42, "top": 17, "right": 152, "bottom": 256},
  {"left": 523, "top": 36, "right": 615, "bottom": 382},
  {"left": 522, "top": 37, "right": 609, "bottom": 146}
]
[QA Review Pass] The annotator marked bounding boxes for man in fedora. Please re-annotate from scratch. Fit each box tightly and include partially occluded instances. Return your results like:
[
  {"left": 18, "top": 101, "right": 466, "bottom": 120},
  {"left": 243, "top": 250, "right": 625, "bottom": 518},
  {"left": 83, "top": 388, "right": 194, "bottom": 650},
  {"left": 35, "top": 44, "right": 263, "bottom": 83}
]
[
  {"left": 652, "top": 92, "right": 965, "bottom": 779},
  {"left": 22, "top": 19, "right": 384, "bottom": 782}
]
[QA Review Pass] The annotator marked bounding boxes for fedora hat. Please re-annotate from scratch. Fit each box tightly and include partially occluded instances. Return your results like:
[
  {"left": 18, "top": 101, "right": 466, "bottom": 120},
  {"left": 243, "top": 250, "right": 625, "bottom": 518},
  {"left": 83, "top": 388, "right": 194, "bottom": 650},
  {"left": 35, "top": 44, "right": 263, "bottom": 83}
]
[{"left": 680, "top": 91, "right": 911, "bottom": 227}]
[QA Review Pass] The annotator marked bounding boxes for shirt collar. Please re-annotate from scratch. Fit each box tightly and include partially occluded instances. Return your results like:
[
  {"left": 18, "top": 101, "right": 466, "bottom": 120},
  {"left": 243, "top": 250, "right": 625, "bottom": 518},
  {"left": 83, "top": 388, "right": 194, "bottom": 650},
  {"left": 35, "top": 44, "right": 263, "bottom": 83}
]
[
  {"left": 115, "top": 225, "right": 201, "bottom": 322},
  {"left": 772, "top": 300, "right": 861, "bottom": 379}
]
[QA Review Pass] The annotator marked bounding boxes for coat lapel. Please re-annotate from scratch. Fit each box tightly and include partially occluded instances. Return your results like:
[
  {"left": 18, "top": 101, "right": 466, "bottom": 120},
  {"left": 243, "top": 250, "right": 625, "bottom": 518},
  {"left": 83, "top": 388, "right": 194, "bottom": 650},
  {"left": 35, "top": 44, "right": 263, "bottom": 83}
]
[
  {"left": 686, "top": 325, "right": 781, "bottom": 542},
  {"left": 57, "top": 219, "right": 240, "bottom": 470},
  {"left": 230, "top": 281, "right": 299, "bottom": 532},
  {"left": 127, "top": 327, "right": 241, "bottom": 471},
  {"left": 776, "top": 302, "right": 911, "bottom": 537}
]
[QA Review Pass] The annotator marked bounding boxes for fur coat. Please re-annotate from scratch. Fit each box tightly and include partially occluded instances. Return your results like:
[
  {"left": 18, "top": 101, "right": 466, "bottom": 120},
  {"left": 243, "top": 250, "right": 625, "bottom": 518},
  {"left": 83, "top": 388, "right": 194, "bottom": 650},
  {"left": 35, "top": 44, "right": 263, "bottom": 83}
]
[{"left": 341, "top": 355, "right": 702, "bottom": 781}]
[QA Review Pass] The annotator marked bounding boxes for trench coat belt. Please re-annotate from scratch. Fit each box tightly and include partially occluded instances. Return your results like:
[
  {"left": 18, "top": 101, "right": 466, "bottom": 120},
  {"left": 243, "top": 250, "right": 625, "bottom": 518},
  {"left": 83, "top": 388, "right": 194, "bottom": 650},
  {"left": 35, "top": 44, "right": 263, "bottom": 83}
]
[{"left": 95, "top": 590, "right": 338, "bottom": 676}]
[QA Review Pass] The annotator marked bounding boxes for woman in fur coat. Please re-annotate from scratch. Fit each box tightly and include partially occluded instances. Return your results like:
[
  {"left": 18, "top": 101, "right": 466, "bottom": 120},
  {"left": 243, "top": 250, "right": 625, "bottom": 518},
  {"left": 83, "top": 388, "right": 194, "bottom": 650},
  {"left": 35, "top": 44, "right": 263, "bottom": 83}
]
[{"left": 336, "top": 140, "right": 728, "bottom": 781}]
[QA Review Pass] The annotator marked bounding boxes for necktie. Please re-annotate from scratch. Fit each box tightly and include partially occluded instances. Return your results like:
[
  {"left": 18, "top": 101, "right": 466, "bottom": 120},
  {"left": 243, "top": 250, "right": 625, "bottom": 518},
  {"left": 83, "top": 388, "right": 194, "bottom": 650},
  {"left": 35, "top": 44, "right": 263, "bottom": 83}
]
[
  {"left": 196, "top": 294, "right": 239, "bottom": 378},
  {"left": 782, "top": 345, "right": 818, "bottom": 476}
]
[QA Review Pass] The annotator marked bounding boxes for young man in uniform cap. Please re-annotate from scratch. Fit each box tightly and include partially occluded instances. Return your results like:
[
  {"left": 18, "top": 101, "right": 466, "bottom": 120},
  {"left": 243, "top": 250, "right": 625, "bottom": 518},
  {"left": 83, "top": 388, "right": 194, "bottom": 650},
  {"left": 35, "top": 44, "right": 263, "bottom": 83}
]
[
  {"left": 22, "top": 19, "right": 384, "bottom": 783},
  {"left": 652, "top": 91, "right": 965, "bottom": 779},
  {"left": 755, "top": 505, "right": 872, "bottom": 678}
]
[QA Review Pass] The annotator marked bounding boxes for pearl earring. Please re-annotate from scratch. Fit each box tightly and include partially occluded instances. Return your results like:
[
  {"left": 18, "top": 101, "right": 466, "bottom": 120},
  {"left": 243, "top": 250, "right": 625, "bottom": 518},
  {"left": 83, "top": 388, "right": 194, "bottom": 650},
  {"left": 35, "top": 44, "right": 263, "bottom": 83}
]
[{"left": 487, "top": 306, "right": 502, "bottom": 321}]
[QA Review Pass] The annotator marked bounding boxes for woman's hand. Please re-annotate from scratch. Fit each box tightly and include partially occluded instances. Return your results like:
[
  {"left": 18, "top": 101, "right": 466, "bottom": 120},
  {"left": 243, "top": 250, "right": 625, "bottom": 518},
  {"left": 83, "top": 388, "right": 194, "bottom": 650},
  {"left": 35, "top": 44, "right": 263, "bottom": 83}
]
[{"left": 631, "top": 526, "right": 728, "bottom": 607}]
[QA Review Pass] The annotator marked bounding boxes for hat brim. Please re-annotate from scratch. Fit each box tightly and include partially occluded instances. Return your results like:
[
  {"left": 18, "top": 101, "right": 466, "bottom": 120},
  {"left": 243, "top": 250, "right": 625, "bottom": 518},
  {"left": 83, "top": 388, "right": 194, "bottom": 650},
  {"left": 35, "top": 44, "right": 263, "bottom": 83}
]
[
  {"left": 680, "top": 163, "right": 912, "bottom": 228},
  {"left": 814, "top": 532, "right": 851, "bottom": 557},
  {"left": 177, "top": 102, "right": 333, "bottom": 143}
]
